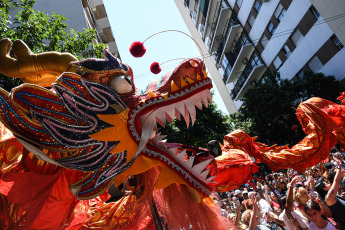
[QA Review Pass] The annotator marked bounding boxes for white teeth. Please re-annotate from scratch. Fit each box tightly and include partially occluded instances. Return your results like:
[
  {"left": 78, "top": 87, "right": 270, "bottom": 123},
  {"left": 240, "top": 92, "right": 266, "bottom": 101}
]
[
  {"left": 200, "top": 91, "right": 209, "bottom": 108},
  {"left": 183, "top": 104, "right": 190, "bottom": 128},
  {"left": 184, "top": 156, "right": 195, "bottom": 168},
  {"left": 205, "top": 176, "right": 217, "bottom": 184},
  {"left": 137, "top": 115, "right": 156, "bottom": 157},
  {"left": 198, "top": 169, "right": 210, "bottom": 181},
  {"left": 165, "top": 106, "right": 176, "bottom": 123},
  {"left": 156, "top": 112, "right": 166, "bottom": 127},
  {"left": 175, "top": 100, "right": 186, "bottom": 117},
  {"left": 185, "top": 99, "right": 196, "bottom": 126},
  {"left": 152, "top": 133, "right": 167, "bottom": 144},
  {"left": 167, "top": 147, "right": 178, "bottom": 156},
  {"left": 191, "top": 95, "right": 203, "bottom": 110},
  {"left": 175, "top": 109, "right": 181, "bottom": 120},
  {"left": 192, "top": 158, "right": 213, "bottom": 175},
  {"left": 206, "top": 90, "right": 212, "bottom": 103},
  {"left": 176, "top": 150, "right": 187, "bottom": 162}
]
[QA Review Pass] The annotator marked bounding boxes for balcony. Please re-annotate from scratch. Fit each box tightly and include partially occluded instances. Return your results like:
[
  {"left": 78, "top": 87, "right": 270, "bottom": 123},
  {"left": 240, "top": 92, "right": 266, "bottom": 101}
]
[
  {"left": 225, "top": 32, "right": 254, "bottom": 84},
  {"left": 210, "top": 2, "right": 231, "bottom": 51},
  {"left": 230, "top": 55, "right": 266, "bottom": 100}
]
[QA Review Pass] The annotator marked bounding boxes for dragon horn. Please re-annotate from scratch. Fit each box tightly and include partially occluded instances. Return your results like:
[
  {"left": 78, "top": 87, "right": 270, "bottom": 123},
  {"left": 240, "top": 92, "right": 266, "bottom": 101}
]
[{"left": 0, "top": 38, "right": 78, "bottom": 87}]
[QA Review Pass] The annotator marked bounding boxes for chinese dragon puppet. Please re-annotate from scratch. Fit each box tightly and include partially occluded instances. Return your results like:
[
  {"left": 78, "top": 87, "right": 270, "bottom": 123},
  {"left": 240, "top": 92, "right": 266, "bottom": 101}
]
[{"left": 0, "top": 38, "right": 344, "bottom": 230}]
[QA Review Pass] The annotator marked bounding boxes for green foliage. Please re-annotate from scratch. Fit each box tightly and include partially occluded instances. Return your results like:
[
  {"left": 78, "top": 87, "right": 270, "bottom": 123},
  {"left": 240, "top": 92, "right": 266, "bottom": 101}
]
[
  {"left": 158, "top": 93, "right": 232, "bottom": 148},
  {"left": 228, "top": 112, "right": 255, "bottom": 136},
  {"left": 0, "top": 0, "right": 107, "bottom": 89},
  {"left": 241, "top": 71, "right": 341, "bottom": 146}
]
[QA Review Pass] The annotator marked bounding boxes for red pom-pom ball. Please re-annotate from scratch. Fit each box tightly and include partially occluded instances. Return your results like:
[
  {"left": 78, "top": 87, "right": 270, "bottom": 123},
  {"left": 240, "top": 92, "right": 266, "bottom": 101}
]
[
  {"left": 129, "top": 41, "right": 146, "bottom": 57},
  {"left": 150, "top": 62, "right": 161, "bottom": 74}
]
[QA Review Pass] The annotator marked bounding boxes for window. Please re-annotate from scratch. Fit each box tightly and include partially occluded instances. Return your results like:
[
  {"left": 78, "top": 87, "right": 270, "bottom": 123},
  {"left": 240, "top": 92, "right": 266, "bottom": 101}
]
[
  {"left": 273, "top": 56, "right": 282, "bottom": 69},
  {"left": 281, "top": 45, "right": 291, "bottom": 59},
  {"left": 297, "top": 70, "right": 304, "bottom": 80},
  {"left": 267, "top": 22, "right": 276, "bottom": 35},
  {"left": 250, "top": 54, "right": 262, "bottom": 68},
  {"left": 236, "top": 0, "right": 243, "bottom": 8},
  {"left": 274, "top": 4, "right": 286, "bottom": 22},
  {"left": 291, "top": 29, "right": 303, "bottom": 47},
  {"left": 260, "top": 34, "right": 269, "bottom": 48},
  {"left": 308, "top": 56, "right": 323, "bottom": 72},
  {"left": 254, "top": 1, "right": 261, "bottom": 13},
  {"left": 332, "top": 35, "right": 344, "bottom": 50},
  {"left": 311, "top": 6, "right": 320, "bottom": 19},
  {"left": 248, "top": 14, "right": 255, "bottom": 27},
  {"left": 222, "top": 55, "right": 229, "bottom": 70}
]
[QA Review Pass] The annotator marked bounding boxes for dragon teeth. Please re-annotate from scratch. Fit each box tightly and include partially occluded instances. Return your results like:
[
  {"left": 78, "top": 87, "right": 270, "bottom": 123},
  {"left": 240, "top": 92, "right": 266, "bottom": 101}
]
[
  {"left": 206, "top": 90, "right": 212, "bottom": 103},
  {"left": 152, "top": 133, "right": 167, "bottom": 144},
  {"left": 184, "top": 156, "right": 195, "bottom": 168},
  {"left": 176, "top": 150, "right": 187, "bottom": 162},
  {"left": 198, "top": 169, "right": 210, "bottom": 181},
  {"left": 200, "top": 91, "right": 209, "bottom": 108},
  {"left": 205, "top": 175, "right": 217, "bottom": 184},
  {"left": 183, "top": 104, "right": 190, "bottom": 128},
  {"left": 184, "top": 99, "right": 196, "bottom": 126},
  {"left": 192, "top": 158, "right": 213, "bottom": 175},
  {"left": 191, "top": 95, "right": 203, "bottom": 110},
  {"left": 167, "top": 147, "right": 178, "bottom": 156}
]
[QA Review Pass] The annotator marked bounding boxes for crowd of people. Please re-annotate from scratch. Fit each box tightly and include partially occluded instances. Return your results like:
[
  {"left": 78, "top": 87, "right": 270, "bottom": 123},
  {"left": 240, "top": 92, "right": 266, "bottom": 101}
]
[{"left": 212, "top": 151, "right": 345, "bottom": 230}]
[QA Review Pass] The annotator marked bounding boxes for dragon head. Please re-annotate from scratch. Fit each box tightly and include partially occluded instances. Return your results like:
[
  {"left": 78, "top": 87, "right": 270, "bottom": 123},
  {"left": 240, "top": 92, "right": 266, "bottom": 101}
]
[{"left": 0, "top": 40, "right": 217, "bottom": 200}]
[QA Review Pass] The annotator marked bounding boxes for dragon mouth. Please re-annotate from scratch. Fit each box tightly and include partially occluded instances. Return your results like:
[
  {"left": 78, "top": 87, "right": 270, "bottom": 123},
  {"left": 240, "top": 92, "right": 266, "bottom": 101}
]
[{"left": 128, "top": 76, "right": 215, "bottom": 196}]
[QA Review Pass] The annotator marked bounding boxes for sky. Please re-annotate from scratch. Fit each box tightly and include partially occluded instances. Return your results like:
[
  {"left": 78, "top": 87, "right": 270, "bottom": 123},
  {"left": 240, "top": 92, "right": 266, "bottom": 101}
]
[{"left": 103, "top": 0, "right": 228, "bottom": 114}]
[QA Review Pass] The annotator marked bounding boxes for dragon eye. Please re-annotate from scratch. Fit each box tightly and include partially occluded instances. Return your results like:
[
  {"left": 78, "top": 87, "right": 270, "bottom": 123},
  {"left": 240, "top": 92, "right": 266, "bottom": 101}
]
[{"left": 109, "top": 75, "right": 132, "bottom": 94}]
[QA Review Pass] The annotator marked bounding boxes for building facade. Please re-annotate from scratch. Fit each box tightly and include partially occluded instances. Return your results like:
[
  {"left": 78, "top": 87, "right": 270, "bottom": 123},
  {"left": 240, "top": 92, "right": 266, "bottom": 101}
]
[
  {"left": 33, "top": 0, "right": 119, "bottom": 56},
  {"left": 175, "top": 0, "right": 345, "bottom": 114}
]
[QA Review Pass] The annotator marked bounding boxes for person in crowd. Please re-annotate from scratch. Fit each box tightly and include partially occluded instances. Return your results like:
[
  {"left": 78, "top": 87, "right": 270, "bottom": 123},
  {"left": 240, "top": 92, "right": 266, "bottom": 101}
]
[
  {"left": 281, "top": 175, "right": 310, "bottom": 229},
  {"left": 228, "top": 204, "right": 242, "bottom": 229},
  {"left": 264, "top": 185, "right": 282, "bottom": 215},
  {"left": 305, "top": 200, "right": 336, "bottom": 230},
  {"left": 325, "top": 158, "right": 345, "bottom": 229},
  {"left": 241, "top": 196, "right": 270, "bottom": 230},
  {"left": 324, "top": 163, "right": 334, "bottom": 178},
  {"left": 256, "top": 188, "right": 273, "bottom": 214},
  {"left": 315, "top": 177, "right": 331, "bottom": 202}
]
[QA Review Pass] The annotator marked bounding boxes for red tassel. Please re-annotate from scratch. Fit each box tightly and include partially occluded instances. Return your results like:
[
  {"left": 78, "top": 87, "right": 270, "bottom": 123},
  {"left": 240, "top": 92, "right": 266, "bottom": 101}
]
[
  {"left": 129, "top": 41, "right": 146, "bottom": 57},
  {"left": 150, "top": 62, "right": 161, "bottom": 74}
]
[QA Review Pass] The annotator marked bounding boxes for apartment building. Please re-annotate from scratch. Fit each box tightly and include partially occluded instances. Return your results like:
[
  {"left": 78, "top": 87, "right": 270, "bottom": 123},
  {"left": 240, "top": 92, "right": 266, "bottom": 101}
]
[
  {"left": 33, "top": 0, "right": 119, "bottom": 56},
  {"left": 175, "top": 0, "right": 345, "bottom": 114}
]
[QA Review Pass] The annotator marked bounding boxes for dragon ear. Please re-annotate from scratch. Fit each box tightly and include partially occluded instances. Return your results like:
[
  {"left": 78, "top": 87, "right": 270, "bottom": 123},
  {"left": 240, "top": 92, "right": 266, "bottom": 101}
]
[{"left": 129, "top": 30, "right": 205, "bottom": 75}]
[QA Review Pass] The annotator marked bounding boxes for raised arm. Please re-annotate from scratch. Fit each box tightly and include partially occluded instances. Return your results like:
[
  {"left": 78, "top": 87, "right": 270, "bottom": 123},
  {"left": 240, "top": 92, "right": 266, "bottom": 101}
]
[
  {"left": 325, "top": 159, "right": 344, "bottom": 206},
  {"left": 249, "top": 197, "right": 260, "bottom": 230},
  {"left": 264, "top": 185, "right": 273, "bottom": 206}
]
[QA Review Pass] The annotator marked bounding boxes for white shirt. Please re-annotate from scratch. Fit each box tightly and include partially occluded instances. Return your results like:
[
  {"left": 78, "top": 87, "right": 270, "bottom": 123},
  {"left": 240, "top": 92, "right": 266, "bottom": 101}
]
[
  {"left": 258, "top": 198, "right": 272, "bottom": 213},
  {"left": 279, "top": 209, "right": 309, "bottom": 230},
  {"left": 309, "top": 221, "right": 336, "bottom": 230}
]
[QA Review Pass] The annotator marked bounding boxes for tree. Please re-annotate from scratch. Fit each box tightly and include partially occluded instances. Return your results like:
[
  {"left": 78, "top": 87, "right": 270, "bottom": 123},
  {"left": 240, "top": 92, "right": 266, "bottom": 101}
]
[
  {"left": 0, "top": 0, "right": 107, "bottom": 90},
  {"left": 240, "top": 71, "right": 341, "bottom": 146},
  {"left": 158, "top": 91, "right": 233, "bottom": 149}
]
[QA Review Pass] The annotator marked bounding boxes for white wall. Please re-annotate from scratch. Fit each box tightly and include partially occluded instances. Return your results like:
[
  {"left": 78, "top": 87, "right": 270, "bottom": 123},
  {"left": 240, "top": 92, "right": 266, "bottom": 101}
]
[
  {"left": 260, "top": 0, "right": 311, "bottom": 66},
  {"left": 237, "top": 0, "right": 254, "bottom": 26},
  {"left": 34, "top": 0, "right": 88, "bottom": 32},
  {"left": 279, "top": 17, "right": 333, "bottom": 79},
  {"left": 319, "top": 48, "right": 345, "bottom": 81},
  {"left": 249, "top": 0, "right": 279, "bottom": 45}
]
